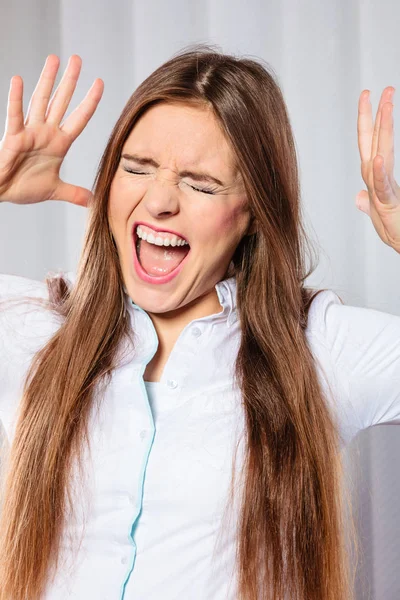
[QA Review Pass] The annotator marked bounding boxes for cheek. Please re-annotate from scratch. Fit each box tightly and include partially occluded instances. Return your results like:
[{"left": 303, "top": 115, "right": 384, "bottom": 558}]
[
  {"left": 108, "top": 181, "right": 121, "bottom": 220},
  {"left": 225, "top": 202, "right": 250, "bottom": 230},
  {"left": 198, "top": 202, "right": 249, "bottom": 244},
  {"left": 108, "top": 180, "right": 136, "bottom": 228}
]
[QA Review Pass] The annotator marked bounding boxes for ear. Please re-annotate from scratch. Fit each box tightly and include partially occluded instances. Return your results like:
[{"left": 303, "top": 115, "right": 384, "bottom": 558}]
[{"left": 246, "top": 215, "right": 258, "bottom": 236}]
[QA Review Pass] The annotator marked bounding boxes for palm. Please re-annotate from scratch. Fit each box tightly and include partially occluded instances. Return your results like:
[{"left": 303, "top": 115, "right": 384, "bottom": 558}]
[
  {"left": 356, "top": 86, "right": 400, "bottom": 253},
  {"left": 0, "top": 54, "right": 104, "bottom": 207},
  {"left": 1, "top": 124, "right": 70, "bottom": 204}
]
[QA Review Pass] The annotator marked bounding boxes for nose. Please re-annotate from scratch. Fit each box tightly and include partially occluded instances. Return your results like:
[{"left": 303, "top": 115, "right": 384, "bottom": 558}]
[{"left": 142, "top": 174, "right": 180, "bottom": 218}]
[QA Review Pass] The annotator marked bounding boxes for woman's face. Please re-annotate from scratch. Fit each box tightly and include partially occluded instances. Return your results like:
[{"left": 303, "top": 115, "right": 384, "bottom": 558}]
[{"left": 108, "top": 101, "right": 253, "bottom": 315}]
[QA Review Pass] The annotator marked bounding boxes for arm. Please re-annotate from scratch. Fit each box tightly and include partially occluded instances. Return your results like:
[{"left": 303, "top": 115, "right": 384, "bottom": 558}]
[
  {"left": 307, "top": 290, "right": 400, "bottom": 448},
  {"left": 323, "top": 294, "right": 400, "bottom": 432}
]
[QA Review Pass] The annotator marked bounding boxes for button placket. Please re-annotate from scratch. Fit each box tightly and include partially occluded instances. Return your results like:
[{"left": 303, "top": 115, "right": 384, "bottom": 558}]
[{"left": 161, "top": 323, "right": 205, "bottom": 393}]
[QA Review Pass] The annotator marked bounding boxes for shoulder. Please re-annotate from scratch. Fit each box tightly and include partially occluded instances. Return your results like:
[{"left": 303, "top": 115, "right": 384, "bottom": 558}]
[
  {"left": 0, "top": 271, "right": 77, "bottom": 354},
  {"left": 0, "top": 272, "right": 56, "bottom": 374},
  {"left": 0, "top": 272, "right": 49, "bottom": 300},
  {"left": 0, "top": 272, "right": 51, "bottom": 340},
  {"left": 305, "top": 287, "right": 400, "bottom": 446},
  {"left": 305, "top": 289, "right": 342, "bottom": 347},
  {"left": 0, "top": 270, "right": 76, "bottom": 298},
  {"left": 0, "top": 272, "right": 76, "bottom": 442},
  {"left": 305, "top": 287, "right": 400, "bottom": 354},
  {"left": 0, "top": 271, "right": 72, "bottom": 402},
  {"left": 0, "top": 272, "right": 59, "bottom": 338}
]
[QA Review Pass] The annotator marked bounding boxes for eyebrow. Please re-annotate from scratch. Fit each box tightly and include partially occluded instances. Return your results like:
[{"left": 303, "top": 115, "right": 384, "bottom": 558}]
[{"left": 121, "top": 153, "right": 225, "bottom": 187}]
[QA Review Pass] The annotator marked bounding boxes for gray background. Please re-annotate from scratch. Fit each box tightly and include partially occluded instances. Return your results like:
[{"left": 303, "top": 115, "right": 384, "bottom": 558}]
[{"left": 0, "top": 1, "right": 399, "bottom": 597}]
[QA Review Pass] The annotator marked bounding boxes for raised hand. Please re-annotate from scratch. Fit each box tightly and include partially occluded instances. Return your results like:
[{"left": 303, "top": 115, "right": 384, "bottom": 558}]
[
  {"left": 0, "top": 54, "right": 104, "bottom": 206},
  {"left": 357, "top": 86, "right": 400, "bottom": 253}
]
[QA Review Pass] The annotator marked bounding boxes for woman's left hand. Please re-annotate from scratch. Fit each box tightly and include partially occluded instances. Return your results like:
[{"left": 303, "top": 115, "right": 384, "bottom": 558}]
[{"left": 356, "top": 86, "right": 400, "bottom": 253}]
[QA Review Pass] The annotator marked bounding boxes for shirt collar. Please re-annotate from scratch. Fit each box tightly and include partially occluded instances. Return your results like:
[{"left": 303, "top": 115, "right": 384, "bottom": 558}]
[
  {"left": 124, "top": 275, "right": 238, "bottom": 327},
  {"left": 64, "top": 270, "right": 238, "bottom": 327}
]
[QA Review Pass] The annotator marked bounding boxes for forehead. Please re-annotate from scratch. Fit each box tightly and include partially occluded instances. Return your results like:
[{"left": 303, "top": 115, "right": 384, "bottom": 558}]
[{"left": 123, "top": 102, "right": 238, "bottom": 173}]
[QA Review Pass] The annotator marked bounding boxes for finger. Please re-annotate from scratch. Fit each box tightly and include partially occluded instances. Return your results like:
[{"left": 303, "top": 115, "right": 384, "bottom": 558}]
[
  {"left": 5, "top": 76, "right": 24, "bottom": 135},
  {"left": 51, "top": 181, "right": 92, "bottom": 207},
  {"left": 46, "top": 55, "right": 82, "bottom": 126},
  {"left": 377, "top": 101, "right": 395, "bottom": 184},
  {"left": 60, "top": 78, "right": 104, "bottom": 140},
  {"left": 357, "top": 90, "right": 373, "bottom": 164},
  {"left": 372, "top": 154, "right": 398, "bottom": 206},
  {"left": 356, "top": 188, "right": 393, "bottom": 247},
  {"left": 371, "top": 86, "right": 395, "bottom": 160},
  {"left": 25, "top": 55, "right": 60, "bottom": 125},
  {"left": 355, "top": 189, "right": 371, "bottom": 216}
]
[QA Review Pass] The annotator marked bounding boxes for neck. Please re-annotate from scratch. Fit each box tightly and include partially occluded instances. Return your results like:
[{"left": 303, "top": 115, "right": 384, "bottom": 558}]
[{"left": 147, "top": 287, "right": 223, "bottom": 354}]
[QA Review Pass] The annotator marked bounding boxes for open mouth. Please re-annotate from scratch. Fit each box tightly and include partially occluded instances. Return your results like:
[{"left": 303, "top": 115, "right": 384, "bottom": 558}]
[{"left": 133, "top": 226, "right": 191, "bottom": 279}]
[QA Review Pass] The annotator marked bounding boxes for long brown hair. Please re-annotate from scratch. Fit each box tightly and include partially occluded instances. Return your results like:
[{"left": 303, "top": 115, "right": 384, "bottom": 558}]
[{"left": 0, "top": 44, "right": 357, "bottom": 599}]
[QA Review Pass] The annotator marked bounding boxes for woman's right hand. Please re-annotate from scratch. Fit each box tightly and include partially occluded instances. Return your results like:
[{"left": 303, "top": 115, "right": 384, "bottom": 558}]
[{"left": 0, "top": 54, "right": 104, "bottom": 206}]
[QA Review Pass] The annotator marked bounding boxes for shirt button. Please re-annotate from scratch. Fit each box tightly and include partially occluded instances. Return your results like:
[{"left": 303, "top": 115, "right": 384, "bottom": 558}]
[
  {"left": 167, "top": 379, "right": 178, "bottom": 389},
  {"left": 139, "top": 429, "right": 147, "bottom": 440},
  {"left": 191, "top": 326, "right": 202, "bottom": 337},
  {"left": 121, "top": 556, "right": 128, "bottom": 565}
]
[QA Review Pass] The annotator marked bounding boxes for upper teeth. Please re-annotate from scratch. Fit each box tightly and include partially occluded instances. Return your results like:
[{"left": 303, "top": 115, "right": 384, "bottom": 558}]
[{"left": 136, "top": 225, "right": 189, "bottom": 247}]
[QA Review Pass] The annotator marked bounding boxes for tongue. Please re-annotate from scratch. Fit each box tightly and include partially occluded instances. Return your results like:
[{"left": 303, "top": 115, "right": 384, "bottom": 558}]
[{"left": 138, "top": 238, "right": 190, "bottom": 276}]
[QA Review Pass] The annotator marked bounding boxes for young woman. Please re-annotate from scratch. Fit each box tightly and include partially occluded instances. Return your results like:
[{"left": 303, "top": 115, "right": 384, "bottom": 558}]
[{"left": 0, "top": 46, "right": 399, "bottom": 600}]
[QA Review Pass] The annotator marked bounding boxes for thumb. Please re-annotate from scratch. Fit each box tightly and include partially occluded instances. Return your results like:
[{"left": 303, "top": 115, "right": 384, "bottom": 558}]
[
  {"left": 52, "top": 181, "right": 93, "bottom": 207},
  {"left": 356, "top": 190, "right": 370, "bottom": 216}
]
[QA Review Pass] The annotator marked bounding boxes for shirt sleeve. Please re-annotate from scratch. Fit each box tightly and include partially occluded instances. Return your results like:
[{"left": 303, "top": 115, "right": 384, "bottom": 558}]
[
  {"left": 313, "top": 290, "right": 400, "bottom": 436},
  {"left": 0, "top": 273, "right": 53, "bottom": 404}
]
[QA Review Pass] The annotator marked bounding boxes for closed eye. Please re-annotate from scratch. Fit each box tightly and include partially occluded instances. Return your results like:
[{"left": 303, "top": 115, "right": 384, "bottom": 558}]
[
  {"left": 188, "top": 184, "right": 216, "bottom": 195},
  {"left": 122, "top": 167, "right": 217, "bottom": 195}
]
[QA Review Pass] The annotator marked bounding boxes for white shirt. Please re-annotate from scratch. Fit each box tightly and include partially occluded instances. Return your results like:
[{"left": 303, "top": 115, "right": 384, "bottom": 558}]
[{"left": 0, "top": 271, "right": 399, "bottom": 599}]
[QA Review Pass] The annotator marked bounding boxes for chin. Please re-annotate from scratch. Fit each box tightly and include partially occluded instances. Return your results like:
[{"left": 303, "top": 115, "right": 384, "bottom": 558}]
[{"left": 124, "top": 284, "right": 184, "bottom": 314}]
